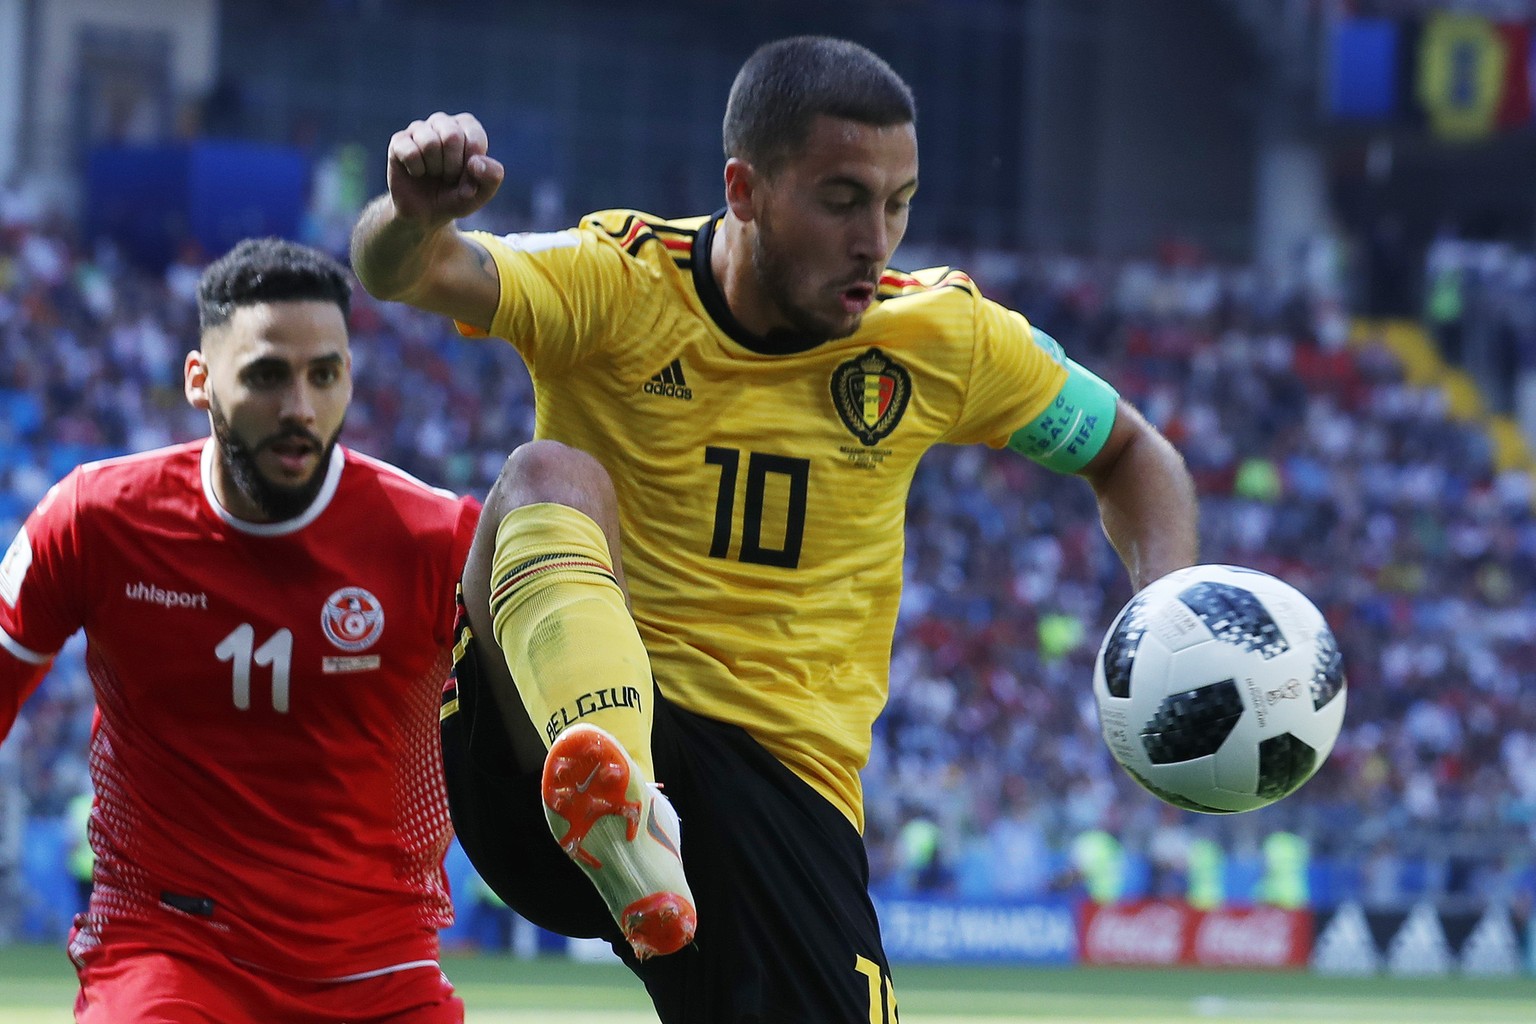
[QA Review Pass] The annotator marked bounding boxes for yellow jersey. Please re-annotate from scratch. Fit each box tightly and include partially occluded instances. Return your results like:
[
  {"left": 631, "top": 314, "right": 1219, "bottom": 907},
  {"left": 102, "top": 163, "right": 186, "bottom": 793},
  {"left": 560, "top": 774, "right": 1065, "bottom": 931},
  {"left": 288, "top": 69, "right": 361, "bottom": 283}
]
[{"left": 465, "top": 210, "right": 1067, "bottom": 829}]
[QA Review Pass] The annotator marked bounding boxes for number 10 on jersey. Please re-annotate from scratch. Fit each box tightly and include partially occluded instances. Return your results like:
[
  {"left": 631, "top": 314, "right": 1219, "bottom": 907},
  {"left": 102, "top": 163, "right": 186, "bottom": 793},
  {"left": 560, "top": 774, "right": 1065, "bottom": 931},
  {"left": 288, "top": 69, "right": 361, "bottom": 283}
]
[{"left": 705, "top": 446, "right": 809, "bottom": 569}]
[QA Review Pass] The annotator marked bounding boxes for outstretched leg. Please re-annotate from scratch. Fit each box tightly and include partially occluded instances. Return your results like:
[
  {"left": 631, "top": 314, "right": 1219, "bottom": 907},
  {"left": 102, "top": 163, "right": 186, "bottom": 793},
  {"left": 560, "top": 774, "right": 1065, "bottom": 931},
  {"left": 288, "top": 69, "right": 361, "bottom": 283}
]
[
  {"left": 460, "top": 440, "right": 695, "bottom": 958},
  {"left": 460, "top": 439, "right": 645, "bottom": 771}
]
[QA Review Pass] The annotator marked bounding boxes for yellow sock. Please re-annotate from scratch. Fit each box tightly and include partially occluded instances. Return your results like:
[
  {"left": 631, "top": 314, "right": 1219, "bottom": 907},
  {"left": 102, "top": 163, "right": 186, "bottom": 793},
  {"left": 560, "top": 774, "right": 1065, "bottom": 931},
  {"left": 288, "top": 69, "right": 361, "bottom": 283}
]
[{"left": 489, "top": 502, "right": 655, "bottom": 777}]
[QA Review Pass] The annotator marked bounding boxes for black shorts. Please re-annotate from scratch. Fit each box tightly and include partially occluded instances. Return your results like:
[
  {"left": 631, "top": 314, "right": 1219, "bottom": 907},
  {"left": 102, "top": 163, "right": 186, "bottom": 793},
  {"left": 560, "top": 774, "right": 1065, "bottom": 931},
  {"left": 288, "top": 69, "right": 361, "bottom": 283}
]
[{"left": 440, "top": 620, "right": 896, "bottom": 1024}]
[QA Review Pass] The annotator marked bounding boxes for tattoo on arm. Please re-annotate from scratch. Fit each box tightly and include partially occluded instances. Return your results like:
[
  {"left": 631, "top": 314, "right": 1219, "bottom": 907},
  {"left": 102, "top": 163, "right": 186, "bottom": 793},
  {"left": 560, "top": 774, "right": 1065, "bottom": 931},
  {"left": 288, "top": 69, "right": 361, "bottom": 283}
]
[{"left": 469, "top": 239, "right": 497, "bottom": 284}]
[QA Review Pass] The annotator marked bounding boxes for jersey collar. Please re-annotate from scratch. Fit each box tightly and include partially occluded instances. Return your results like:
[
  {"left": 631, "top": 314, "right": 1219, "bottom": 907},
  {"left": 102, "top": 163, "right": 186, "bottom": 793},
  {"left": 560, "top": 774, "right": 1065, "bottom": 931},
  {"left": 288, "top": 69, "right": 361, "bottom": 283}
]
[
  {"left": 692, "top": 209, "right": 828, "bottom": 356},
  {"left": 200, "top": 440, "right": 345, "bottom": 536}
]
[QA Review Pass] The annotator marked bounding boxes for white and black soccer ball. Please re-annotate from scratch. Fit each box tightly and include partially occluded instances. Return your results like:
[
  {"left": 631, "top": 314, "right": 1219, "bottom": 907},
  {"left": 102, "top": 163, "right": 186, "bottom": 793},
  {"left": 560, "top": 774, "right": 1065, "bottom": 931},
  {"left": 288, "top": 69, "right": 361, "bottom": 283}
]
[{"left": 1092, "top": 564, "right": 1347, "bottom": 814}]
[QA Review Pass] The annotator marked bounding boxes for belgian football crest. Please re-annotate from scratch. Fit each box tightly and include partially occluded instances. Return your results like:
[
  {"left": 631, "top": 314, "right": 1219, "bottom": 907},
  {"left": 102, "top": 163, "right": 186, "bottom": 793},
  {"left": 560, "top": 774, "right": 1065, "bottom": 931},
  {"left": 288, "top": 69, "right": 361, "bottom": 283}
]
[
  {"left": 322, "top": 586, "right": 385, "bottom": 652},
  {"left": 830, "top": 348, "right": 911, "bottom": 446}
]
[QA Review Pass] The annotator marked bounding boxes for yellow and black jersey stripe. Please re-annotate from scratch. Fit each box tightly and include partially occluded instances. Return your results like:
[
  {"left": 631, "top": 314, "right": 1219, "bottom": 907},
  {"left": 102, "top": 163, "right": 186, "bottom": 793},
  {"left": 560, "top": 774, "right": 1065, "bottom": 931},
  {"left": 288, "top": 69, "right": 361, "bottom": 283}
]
[
  {"left": 875, "top": 267, "right": 975, "bottom": 300},
  {"left": 585, "top": 211, "right": 700, "bottom": 270}
]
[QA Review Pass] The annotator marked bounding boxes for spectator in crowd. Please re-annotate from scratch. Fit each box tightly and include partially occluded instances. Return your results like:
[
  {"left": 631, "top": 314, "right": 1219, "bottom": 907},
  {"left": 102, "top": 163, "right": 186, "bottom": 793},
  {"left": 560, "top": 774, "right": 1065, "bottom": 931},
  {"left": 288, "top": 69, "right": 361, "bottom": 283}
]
[
  {"left": 1069, "top": 829, "right": 1127, "bottom": 905},
  {"left": 1258, "top": 831, "right": 1311, "bottom": 910},
  {"left": 1186, "top": 833, "right": 1226, "bottom": 911}
]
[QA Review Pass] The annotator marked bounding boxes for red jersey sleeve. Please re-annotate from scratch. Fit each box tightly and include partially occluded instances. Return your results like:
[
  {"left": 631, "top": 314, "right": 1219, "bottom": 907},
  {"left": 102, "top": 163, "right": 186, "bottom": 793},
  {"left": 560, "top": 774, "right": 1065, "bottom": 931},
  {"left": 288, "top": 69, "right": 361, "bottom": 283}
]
[
  {"left": 0, "top": 471, "right": 88, "bottom": 739},
  {"left": 444, "top": 495, "right": 481, "bottom": 642}
]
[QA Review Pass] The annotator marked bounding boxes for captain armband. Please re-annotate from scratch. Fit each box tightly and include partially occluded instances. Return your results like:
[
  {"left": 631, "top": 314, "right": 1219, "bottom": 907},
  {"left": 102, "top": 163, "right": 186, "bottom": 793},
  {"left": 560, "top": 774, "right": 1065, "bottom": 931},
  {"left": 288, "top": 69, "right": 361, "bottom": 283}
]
[{"left": 1005, "top": 329, "right": 1119, "bottom": 473}]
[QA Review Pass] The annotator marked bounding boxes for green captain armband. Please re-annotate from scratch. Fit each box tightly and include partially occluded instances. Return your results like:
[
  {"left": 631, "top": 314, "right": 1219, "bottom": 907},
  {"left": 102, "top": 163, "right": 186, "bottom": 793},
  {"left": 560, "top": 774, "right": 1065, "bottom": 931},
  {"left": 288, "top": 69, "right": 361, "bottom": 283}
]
[{"left": 1006, "top": 329, "right": 1119, "bottom": 473}]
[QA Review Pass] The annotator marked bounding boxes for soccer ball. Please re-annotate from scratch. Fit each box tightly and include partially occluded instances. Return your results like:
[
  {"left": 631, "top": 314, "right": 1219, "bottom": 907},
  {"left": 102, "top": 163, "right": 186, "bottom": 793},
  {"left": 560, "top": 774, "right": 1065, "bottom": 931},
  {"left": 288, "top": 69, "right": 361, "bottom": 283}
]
[{"left": 1092, "top": 564, "right": 1346, "bottom": 814}]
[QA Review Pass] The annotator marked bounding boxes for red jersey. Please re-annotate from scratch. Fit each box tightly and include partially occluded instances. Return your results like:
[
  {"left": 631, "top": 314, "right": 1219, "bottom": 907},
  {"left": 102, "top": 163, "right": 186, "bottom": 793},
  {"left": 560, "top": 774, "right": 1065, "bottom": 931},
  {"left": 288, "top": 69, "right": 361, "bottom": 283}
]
[{"left": 0, "top": 439, "right": 479, "bottom": 979}]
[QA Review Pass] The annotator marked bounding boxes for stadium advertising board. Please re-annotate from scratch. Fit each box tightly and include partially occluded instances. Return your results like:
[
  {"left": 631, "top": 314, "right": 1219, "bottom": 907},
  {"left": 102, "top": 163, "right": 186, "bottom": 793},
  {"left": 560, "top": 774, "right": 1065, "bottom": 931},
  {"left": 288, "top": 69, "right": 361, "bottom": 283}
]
[
  {"left": 1079, "top": 900, "right": 1311, "bottom": 969},
  {"left": 1311, "top": 902, "right": 1528, "bottom": 977},
  {"left": 1188, "top": 905, "right": 1313, "bottom": 969},
  {"left": 874, "top": 897, "right": 1077, "bottom": 964}
]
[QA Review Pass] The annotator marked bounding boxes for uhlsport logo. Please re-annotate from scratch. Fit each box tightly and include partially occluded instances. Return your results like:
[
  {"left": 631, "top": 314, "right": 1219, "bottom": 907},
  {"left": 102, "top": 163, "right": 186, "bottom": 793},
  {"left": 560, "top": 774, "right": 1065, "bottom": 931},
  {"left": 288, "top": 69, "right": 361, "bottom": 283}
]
[
  {"left": 831, "top": 347, "right": 911, "bottom": 446},
  {"left": 644, "top": 359, "right": 692, "bottom": 400},
  {"left": 322, "top": 586, "right": 385, "bottom": 652},
  {"left": 125, "top": 580, "right": 208, "bottom": 610}
]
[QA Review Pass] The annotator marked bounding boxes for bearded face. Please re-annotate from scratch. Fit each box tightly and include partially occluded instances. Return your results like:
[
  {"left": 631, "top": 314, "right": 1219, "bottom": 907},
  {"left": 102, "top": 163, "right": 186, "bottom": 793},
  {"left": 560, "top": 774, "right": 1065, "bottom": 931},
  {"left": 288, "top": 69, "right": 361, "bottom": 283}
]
[
  {"left": 191, "top": 299, "right": 353, "bottom": 523},
  {"left": 737, "top": 116, "right": 917, "bottom": 343},
  {"left": 210, "top": 392, "right": 342, "bottom": 521}
]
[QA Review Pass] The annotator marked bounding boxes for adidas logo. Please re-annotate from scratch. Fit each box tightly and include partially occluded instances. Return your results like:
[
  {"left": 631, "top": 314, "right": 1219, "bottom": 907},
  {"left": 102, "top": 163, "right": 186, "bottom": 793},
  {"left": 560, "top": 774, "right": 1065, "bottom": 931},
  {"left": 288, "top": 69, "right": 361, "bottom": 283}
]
[
  {"left": 1460, "top": 906, "right": 1522, "bottom": 976},
  {"left": 1386, "top": 902, "right": 1452, "bottom": 976},
  {"left": 644, "top": 359, "right": 692, "bottom": 400},
  {"left": 1312, "top": 901, "right": 1380, "bottom": 976}
]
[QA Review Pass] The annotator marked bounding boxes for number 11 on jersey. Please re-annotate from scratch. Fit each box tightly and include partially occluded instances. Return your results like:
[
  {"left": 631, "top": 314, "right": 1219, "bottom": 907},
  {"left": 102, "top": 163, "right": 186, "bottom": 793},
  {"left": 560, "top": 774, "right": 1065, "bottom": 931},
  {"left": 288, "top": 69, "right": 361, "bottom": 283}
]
[{"left": 216, "top": 624, "right": 294, "bottom": 712}]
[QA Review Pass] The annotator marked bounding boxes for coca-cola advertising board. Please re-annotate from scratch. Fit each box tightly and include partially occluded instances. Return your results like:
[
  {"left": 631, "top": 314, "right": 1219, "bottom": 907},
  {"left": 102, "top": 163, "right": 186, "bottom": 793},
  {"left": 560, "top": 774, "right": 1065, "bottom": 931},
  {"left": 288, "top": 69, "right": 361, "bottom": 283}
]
[
  {"left": 1190, "top": 905, "right": 1312, "bottom": 968},
  {"left": 1079, "top": 901, "right": 1311, "bottom": 968},
  {"left": 1080, "top": 901, "right": 1191, "bottom": 966}
]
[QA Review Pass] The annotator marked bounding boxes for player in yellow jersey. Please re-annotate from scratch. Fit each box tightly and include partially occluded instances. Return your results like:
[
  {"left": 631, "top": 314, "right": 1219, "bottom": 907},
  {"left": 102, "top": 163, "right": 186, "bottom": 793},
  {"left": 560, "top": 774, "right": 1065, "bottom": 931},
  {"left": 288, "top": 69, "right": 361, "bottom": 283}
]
[{"left": 352, "top": 36, "right": 1198, "bottom": 1023}]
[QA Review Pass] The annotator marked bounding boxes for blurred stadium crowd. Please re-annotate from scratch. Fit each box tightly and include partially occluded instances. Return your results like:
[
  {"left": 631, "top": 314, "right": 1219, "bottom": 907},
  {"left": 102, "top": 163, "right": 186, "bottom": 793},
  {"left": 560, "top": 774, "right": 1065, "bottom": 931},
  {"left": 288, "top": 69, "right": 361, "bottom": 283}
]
[{"left": 2, "top": 187, "right": 1534, "bottom": 942}]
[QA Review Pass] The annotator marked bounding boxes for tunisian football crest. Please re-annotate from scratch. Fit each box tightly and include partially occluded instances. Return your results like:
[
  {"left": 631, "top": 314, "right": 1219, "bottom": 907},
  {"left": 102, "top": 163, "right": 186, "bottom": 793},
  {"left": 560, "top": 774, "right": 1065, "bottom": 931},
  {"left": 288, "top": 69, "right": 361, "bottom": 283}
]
[
  {"left": 830, "top": 348, "right": 912, "bottom": 446},
  {"left": 321, "top": 586, "right": 385, "bottom": 652}
]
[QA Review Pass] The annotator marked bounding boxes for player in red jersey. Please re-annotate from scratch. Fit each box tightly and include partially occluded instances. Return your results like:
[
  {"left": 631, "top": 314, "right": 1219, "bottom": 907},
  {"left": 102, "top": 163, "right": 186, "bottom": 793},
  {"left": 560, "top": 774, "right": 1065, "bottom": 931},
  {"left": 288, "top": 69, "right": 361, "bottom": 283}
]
[{"left": 0, "top": 239, "right": 478, "bottom": 1023}]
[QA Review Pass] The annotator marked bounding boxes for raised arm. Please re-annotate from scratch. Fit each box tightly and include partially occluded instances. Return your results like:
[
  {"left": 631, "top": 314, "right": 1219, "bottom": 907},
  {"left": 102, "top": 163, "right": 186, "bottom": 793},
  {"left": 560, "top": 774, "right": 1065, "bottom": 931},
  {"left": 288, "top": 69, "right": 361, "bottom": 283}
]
[{"left": 350, "top": 111, "right": 507, "bottom": 330}]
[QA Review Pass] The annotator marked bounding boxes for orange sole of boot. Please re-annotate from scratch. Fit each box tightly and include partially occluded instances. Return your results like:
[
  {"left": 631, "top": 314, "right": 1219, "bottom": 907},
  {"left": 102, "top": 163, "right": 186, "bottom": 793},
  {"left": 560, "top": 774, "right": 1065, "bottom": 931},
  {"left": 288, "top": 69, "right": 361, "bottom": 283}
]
[
  {"left": 622, "top": 890, "right": 697, "bottom": 961},
  {"left": 542, "top": 726, "right": 639, "bottom": 869},
  {"left": 542, "top": 726, "right": 697, "bottom": 958}
]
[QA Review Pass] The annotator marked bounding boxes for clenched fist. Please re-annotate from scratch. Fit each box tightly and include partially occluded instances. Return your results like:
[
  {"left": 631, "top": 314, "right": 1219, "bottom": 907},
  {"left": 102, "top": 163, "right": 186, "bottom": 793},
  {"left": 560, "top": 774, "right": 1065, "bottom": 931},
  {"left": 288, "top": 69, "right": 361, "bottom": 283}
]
[{"left": 387, "top": 111, "right": 506, "bottom": 229}]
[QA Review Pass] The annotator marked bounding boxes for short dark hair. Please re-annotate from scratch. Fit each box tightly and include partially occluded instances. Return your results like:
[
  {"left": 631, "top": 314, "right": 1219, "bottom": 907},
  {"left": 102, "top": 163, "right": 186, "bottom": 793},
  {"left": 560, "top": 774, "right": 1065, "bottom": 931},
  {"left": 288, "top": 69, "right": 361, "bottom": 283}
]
[
  {"left": 723, "top": 36, "right": 916, "bottom": 175},
  {"left": 197, "top": 238, "right": 352, "bottom": 333}
]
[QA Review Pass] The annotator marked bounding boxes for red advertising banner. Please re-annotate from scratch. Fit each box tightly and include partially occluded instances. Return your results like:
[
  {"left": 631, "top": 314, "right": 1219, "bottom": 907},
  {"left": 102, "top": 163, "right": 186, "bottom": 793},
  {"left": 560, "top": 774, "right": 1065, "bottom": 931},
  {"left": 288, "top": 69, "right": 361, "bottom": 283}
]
[
  {"left": 1079, "top": 901, "right": 1312, "bottom": 969},
  {"left": 1189, "top": 905, "right": 1313, "bottom": 969},
  {"left": 1080, "top": 901, "right": 1190, "bottom": 966}
]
